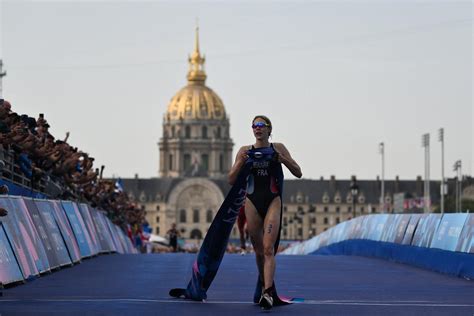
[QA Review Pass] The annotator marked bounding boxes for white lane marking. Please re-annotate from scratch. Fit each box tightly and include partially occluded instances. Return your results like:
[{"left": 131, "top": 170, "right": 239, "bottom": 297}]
[{"left": 0, "top": 298, "right": 473, "bottom": 307}]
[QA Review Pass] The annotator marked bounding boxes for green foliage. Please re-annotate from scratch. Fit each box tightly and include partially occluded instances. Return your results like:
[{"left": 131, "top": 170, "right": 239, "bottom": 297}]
[{"left": 433, "top": 196, "right": 474, "bottom": 213}]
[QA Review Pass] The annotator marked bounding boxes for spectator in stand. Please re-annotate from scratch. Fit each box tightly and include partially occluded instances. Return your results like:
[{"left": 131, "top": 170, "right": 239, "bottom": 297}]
[
  {"left": 0, "top": 184, "right": 8, "bottom": 216},
  {"left": 0, "top": 98, "right": 148, "bottom": 230}
]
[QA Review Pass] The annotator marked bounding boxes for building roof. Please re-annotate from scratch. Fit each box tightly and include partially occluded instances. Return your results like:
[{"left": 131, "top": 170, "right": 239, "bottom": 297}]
[{"left": 121, "top": 176, "right": 446, "bottom": 205}]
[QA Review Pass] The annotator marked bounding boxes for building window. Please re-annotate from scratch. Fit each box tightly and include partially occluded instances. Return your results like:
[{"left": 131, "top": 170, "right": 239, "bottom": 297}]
[
  {"left": 219, "top": 154, "right": 224, "bottom": 172},
  {"left": 190, "top": 229, "right": 202, "bottom": 240},
  {"left": 324, "top": 217, "right": 328, "bottom": 224},
  {"left": 206, "top": 210, "right": 213, "bottom": 223},
  {"left": 156, "top": 216, "right": 159, "bottom": 223},
  {"left": 360, "top": 207, "right": 365, "bottom": 213},
  {"left": 156, "top": 227, "right": 160, "bottom": 234},
  {"left": 283, "top": 229, "right": 287, "bottom": 237},
  {"left": 156, "top": 205, "right": 160, "bottom": 211},
  {"left": 185, "top": 125, "right": 191, "bottom": 138},
  {"left": 336, "top": 207, "right": 340, "bottom": 213},
  {"left": 216, "top": 127, "right": 221, "bottom": 138},
  {"left": 171, "top": 126, "right": 175, "bottom": 138},
  {"left": 296, "top": 195, "right": 304, "bottom": 203},
  {"left": 193, "top": 209, "right": 200, "bottom": 223},
  {"left": 169, "top": 154, "right": 173, "bottom": 171},
  {"left": 298, "top": 228, "right": 303, "bottom": 237},
  {"left": 201, "top": 154, "right": 209, "bottom": 172},
  {"left": 347, "top": 206, "right": 352, "bottom": 213},
  {"left": 336, "top": 217, "right": 340, "bottom": 224},
  {"left": 323, "top": 194, "right": 330, "bottom": 203},
  {"left": 324, "top": 207, "right": 328, "bottom": 213},
  {"left": 202, "top": 126, "right": 207, "bottom": 139},
  {"left": 179, "top": 209, "right": 186, "bottom": 223},
  {"left": 311, "top": 217, "right": 316, "bottom": 224}
]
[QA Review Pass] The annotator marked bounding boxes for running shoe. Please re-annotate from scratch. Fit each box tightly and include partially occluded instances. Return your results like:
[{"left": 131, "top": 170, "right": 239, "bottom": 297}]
[{"left": 259, "top": 292, "right": 273, "bottom": 310}]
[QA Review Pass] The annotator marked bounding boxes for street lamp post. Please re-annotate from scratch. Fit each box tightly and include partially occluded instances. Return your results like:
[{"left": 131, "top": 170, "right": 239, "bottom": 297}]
[
  {"left": 453, "top": 160, "right": 462, "bottom": 212},
  {"left": 379, "top": 142, "right": 385, "bottom": 213},
  {"left": 350, "top": 176, "right": 359, "bottom": 219},
  {"left": 422, "top": 133, "right": 430, "bottom": 213},
  {"left": 438, "top": 128, "right": 445, "bottom": 214}
]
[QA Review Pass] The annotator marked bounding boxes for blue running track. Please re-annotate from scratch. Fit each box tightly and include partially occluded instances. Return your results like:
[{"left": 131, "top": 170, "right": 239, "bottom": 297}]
[{"left": 1, "top": 253, "right": 473, "bottom": 315}]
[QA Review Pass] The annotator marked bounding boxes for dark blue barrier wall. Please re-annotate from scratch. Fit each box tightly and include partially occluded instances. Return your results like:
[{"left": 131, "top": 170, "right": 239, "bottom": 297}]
[
  {"left": 0, "top": 179, "right": 47, "bottom": 199},
  {"left": 312, "top": 239, "right": 474, "bottom": 280}
]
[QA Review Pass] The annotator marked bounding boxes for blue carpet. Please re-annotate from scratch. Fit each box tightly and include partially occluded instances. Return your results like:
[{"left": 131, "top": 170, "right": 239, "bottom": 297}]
[{"left": 0, "top": 253, "right": 473, "bottom": 315}]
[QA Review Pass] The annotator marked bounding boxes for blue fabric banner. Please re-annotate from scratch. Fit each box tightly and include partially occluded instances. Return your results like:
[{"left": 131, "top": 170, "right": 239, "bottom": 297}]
[
  {"left": 61, "top": 201, "right": 93, "bottom": 258},
  {"left": 0, "top": 222, "right": 24, "bottom": 285},
  {"left": 0, "top": 197, "right": 41, "bottom": 279},
  {"left": 97, "top": 210, "right": 117, "bottom": 252},
  {"left": 456, "top": 214, "right": 474, "bottom": 253},
  {"left": 23, "top": 198, "right": 65, "bottom": 268},
  {"left": 105, "top": 219, "right": 125, "bottom": 254},
  {"left": 411, "top": 214, "right": 442, "bottom": 247},
  {"left": 393, "top": 214, "right": 411, "bottom": 244},
  {"left": 49, "top": 200, "right": 82, "bottom": 263},
  {"left": 78, "top": 204, "right": 100, "bottom": 255},
  {"left": 431, "top": 213, "right": 468, "bottom": 251},
  {"left": 401, "top": 214, "right": 422, "bottom": 245},
  {"left": 27, "top": 199, "right": 72, "bottom": 267},
  {"left": 90, "top": 208, "right": 115, "bottom": 253}
]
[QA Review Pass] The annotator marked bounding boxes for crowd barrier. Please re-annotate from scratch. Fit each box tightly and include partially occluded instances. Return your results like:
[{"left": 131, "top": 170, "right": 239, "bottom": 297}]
[
  {"left": 0, "top": 179, "right": 47, "bottom": 199},
  {"left": 0, "top": 196, "right": 137, "bottom": 286},
  {"left": 282, "top": 213, "right": 474, "bottom": 279}
]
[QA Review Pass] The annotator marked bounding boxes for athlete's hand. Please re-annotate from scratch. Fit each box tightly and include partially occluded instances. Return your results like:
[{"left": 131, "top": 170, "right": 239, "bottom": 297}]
[
  {"left": 275, "top": 151, "right": 288, "bottom": 164},
  {"left": 236, "top": 148, "right": 249, "bottom": 166}
]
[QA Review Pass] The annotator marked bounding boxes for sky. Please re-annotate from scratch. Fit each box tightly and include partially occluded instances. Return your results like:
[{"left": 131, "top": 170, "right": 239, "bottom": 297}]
[{"left": 0, "top": 0, "right": 472, "bottom": 181}]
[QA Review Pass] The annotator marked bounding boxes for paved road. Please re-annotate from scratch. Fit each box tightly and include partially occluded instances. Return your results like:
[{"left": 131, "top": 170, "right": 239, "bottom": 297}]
[{"left": 1, "top": 253, "right": 473, "bottom": 315}]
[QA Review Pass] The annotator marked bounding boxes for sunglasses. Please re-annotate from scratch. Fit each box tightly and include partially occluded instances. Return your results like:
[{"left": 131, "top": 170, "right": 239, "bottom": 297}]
[{"left": 251, "top": 122, "right": 270, "bottom": 129}]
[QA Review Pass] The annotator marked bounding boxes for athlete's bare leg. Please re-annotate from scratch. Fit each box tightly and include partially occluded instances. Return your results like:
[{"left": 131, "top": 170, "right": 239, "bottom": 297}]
[
  {"left": 262, "top": 196, "right": 281, "bottom": 290},
  {"left": 245, "top": 198, "right": 264, "bottom": 282}
]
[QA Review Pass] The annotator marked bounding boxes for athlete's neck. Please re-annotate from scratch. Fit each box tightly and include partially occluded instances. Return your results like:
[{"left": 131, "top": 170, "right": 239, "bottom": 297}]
[{"left": 254, "top": 140, "right": 270, "bottom": 148}]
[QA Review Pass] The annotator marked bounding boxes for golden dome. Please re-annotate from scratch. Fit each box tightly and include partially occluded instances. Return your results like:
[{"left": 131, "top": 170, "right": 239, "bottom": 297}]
[
  {"left": 166, "top": 27, "right": 227, "bottom": 121},
  {"left": 167, "top": 85, "right": 226, "bottom": 121}
]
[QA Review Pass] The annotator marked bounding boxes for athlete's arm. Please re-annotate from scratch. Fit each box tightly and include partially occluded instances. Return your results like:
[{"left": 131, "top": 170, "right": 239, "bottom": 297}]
[
  {"left": 228, "top": 146, "right": 250, "bottom": 185},
  {"left": 274, "top": 143, "right": 302, "bottom": 178}
]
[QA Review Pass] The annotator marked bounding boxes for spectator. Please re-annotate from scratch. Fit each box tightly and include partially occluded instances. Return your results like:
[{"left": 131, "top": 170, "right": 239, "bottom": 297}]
[
  {"left": 0, "top": 98, "right": 147, "bottom": 230},
  {"left": 167, "top": 223, "right": 180, "bottom": 252}
]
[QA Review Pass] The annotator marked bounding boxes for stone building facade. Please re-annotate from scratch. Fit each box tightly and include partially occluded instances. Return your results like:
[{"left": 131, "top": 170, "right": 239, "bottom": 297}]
[{"left": 122, "top": 29, "right": 473, "bottom": 243}]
